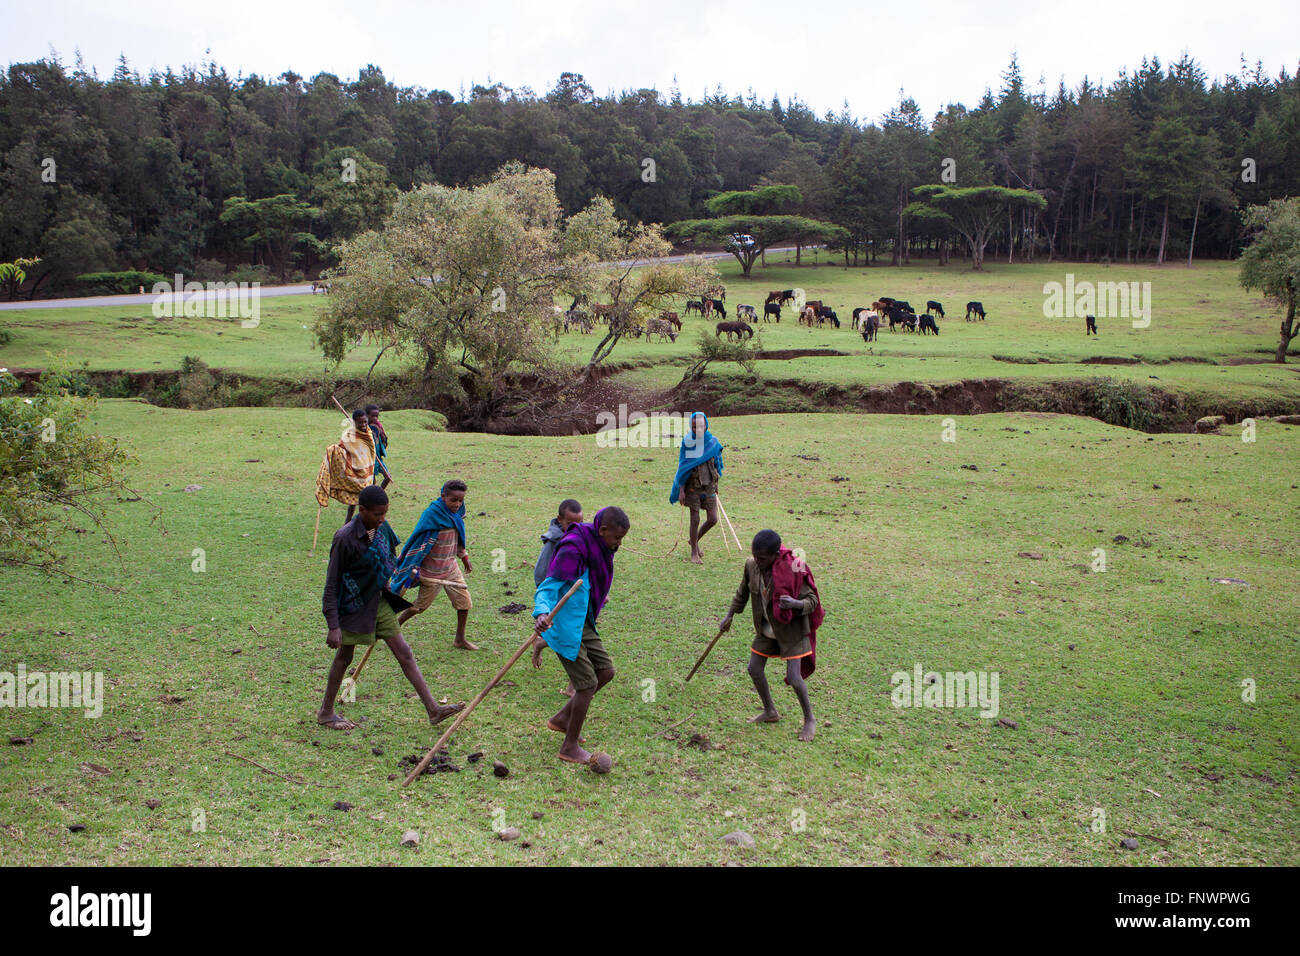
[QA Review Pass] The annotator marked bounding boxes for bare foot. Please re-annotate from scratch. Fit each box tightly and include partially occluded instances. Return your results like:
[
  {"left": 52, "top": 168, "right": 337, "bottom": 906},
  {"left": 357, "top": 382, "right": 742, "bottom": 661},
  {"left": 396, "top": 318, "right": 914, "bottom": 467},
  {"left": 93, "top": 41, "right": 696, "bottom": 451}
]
[
  {"left": 428, "top": 702, "right": 464, "bottom": 725},
  {"left": 546, "top": 719, "right": 585, "bottom": 743},
  {"left": 317, "top": 712, "right": 355, "bottom": 730},
  {"left": 798, "top": 719, "right": 817, "bottom": 741},
  {"left": 690, "top": 550, "right": 703, "bottom": 565},
  {"left": 561, "top": 683, "right": 575, "bottom": 698},
  {"left": 747, "top": 709, "right": 780, "bottom": 724},
  {"left": 453, "top": 637, "right": 479, "bottom": 651},
  {"left": 558, "top": 743, "right": 593, "bottom": 764}
]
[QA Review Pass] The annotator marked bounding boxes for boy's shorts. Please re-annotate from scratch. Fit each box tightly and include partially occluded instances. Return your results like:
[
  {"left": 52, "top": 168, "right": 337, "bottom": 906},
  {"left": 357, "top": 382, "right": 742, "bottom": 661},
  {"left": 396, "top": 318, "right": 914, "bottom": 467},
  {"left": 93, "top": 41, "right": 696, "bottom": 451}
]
[
  {"left": 342, "top": 600, "right": 400, "bottom": 647},
  {"left": 411, "top": 561, "right": 473, "bottom": 612},
  {"left": 557, "top": 625, "right": 613, "bottom": 691},
  {"left": 750, "top": 620, "right": 811, "bottom": 661},
  {"left": 681, "top": 483, "right": 717, "bottom": 513}
]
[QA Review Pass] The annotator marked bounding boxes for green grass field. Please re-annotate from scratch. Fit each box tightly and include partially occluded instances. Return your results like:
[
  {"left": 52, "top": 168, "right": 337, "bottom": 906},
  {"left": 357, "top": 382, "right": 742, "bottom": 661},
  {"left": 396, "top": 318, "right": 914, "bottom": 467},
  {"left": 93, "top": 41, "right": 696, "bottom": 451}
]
[
  {"left": 3, "top": 260, "right": 1299, "bottom": 412},
  {"left": 1, "top": 402, "right": 1297, "bottom": 865}
]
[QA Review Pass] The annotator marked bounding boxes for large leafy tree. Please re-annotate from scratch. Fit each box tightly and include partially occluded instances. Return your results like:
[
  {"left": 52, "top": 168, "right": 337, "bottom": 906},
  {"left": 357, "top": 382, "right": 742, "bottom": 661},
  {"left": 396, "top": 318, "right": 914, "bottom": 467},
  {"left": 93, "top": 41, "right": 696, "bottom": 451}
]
[
  {"left": 317, "top": 163, "right": 619, "bottom": 425},
  {"left": 1238, "top": 198, "right": 1300, "bottom": 363}
]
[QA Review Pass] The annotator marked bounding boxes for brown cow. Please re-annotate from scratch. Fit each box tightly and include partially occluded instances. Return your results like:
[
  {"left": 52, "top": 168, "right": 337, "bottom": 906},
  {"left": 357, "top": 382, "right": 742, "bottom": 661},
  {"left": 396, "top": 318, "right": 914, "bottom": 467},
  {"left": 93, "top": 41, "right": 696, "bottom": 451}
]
[
  {"left": 715, "top": 320, "right": 754, "bottom": 341},
  {"left": 658, "top": 309, "right": 682, "bottom": 331}
]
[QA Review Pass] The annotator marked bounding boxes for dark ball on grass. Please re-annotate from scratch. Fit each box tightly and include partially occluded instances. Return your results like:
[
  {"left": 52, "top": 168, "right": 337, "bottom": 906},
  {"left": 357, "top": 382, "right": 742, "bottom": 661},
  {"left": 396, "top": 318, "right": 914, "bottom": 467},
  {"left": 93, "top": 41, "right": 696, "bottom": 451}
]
[{"left": 589, "top": 753, "right": 613, "bottom": 775}]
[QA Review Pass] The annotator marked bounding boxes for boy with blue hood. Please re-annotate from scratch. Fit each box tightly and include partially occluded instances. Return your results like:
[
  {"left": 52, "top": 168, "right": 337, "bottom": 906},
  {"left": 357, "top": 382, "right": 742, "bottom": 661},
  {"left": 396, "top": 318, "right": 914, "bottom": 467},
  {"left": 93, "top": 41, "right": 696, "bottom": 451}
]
[
  {"left": 392, "top": 479, "right": 477, "bottom": 650},
  {"left": 669, "top": 412, "right": 724, "bottom": 565}
]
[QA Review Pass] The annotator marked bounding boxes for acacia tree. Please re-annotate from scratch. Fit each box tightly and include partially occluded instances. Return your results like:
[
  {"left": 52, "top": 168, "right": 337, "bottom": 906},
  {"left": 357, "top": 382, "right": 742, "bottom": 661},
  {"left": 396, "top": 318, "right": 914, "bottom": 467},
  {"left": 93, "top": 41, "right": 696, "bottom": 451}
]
[
  {"left": 1238, "top": 198, "right": 1300, "bottom": 363},
  {"left": 219, "top": 193, "right": 324, "bottom": 281},
  {"left": 910, "top": 184, "right": 1047, "bottom": 270},
  {"left": 317, "top": 163, "right": 622, "bottom": 424},
  {"left": 666, "top": 214, "right": 847, "bottom": 276}
]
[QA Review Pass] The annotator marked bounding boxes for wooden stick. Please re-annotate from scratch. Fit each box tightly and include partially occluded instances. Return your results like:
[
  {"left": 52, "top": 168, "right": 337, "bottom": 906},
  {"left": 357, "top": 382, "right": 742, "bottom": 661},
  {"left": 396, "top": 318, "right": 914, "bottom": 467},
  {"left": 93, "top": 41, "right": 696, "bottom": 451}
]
[
  {"left": 646, "top": 710, "right": 697, "bottom": 738},
  {"left": 311, "top": 505, "right": 323, "bottom": 553},
  {"left": 402, "top": 579, "right": 584, "bottom": 787},
  {"left": 717, "top": 496, "right": 742, "bottom": 551},
  {"left": 341, "top": 642, "right": 376, "bottom": 699},
  {"left": 685, "top": 629, "right": 727, "bottom": 682}
]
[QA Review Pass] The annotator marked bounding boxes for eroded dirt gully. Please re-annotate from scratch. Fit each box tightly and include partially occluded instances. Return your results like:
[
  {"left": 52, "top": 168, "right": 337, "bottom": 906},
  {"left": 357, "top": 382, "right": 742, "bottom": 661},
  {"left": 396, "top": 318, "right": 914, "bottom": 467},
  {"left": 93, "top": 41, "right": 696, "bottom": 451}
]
[{"left": 10, "top": 350, "right": 1300, "bottom": 435}]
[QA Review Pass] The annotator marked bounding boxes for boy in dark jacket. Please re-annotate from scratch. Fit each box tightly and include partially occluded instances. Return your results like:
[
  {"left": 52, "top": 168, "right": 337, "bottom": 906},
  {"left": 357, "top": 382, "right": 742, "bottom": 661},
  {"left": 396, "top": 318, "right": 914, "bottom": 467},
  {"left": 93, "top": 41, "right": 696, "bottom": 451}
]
[
  {"left": 318, "top": 485, "right": 462, "bottom": 730},
  {"left": 718, "top": 529, "right": 824, "bottom": 742}
]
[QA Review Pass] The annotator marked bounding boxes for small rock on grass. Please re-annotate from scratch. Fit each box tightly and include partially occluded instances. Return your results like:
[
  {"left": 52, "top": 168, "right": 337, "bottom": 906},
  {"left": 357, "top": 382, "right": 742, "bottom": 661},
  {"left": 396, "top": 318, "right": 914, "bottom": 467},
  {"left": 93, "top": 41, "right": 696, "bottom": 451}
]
[
  {"left": 1017, "top": 551, "right": 1044, "bottom": 560},
  {"left": 1120, "top": 837, "right": 1139, "bottom": 851},
  {"left": 400, "top": 830, "right": 420, "bottom": 847},
  {"left": 145, "top": 799, "right": 162, "bottom": 810},
  {"left": 68, "top": 824, "right": 87, "bottom": 833},
  {"left": 722, "top": 831, "right": 756, "bottom": 848},
  {"left": 532, "top": 811, "right": 544, "bottom": 820},
  {"left": 996, "top": 718, "right": 1018, "bottom": 730},
  {"left": 333, "top": 801, "right": 353, "bottom": 812},
  {"left": 9, "top": 736, "right": 33, "bottom": 745},
  {"left": 493, "top": 761, "right": 509, "bottom": 778},
  {"left": 498, "top": 827, "right": 521, "bottom": 841}
]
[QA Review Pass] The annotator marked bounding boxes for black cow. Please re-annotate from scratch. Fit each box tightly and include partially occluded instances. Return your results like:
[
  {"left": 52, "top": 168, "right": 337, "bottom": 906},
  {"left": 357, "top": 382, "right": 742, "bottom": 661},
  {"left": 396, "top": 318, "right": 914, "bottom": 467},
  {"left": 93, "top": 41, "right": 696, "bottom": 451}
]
[
  {"left": 926, "top": 300, "right": 945, "bottom": 318},
  {"left": 736, "top": 304, "right": 758, "bottom": 322},
  {"left": 965, "top": 301, "right": 987, "bottom": 321},
  {"left": 818, "top": 306, "right": 840, "bottom": 328},
  {"left": 918, "top": 313, "right": 940, "bottom": 335},
  {"left": 763, "top": 302, "right": 781, "bottom": 323},
  {"left": 685, "top": 299, "right": 705, "bottom": 317},
  {"left": 893, "top": 300, "right": 915, "bottom": 314},
  {"left": 887, "top": 307, "right": 917, "bottom": 332},
  {"left": 779, "top": 289, "right": 796, "bottom": 306},
  {"left": 1086, "top": 314, "right": 1098, "bottom": 335}
]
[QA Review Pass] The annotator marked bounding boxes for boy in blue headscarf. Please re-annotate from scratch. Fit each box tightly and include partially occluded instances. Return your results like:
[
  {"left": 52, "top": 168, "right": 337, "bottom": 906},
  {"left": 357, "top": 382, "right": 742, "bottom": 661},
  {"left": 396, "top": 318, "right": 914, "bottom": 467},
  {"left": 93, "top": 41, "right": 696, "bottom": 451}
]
[
  {"left": 669, "top": 412, "right": 723, "bottom": 565},
  {"left": 392, "top": 479, "right": 477, "bottom": 650}
]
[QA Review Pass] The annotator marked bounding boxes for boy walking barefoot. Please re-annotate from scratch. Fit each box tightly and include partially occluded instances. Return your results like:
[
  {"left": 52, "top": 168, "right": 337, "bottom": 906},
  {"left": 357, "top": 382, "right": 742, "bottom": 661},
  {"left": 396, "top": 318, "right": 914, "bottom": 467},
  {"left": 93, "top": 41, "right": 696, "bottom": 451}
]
[
  {"left": 531, "top": 507, "right": 630, "bottom": 765},
  {"left": 534, "top": 499, "right": 584, "bottom": 698},
  {"left": 318, "top": 485, "right": 463, "bottom": 730},
  {"left": 392, "top": 480, "right": 477, "bottom": 650},
  {"left": 718, "top": 530, "right": 824, "bottom": 742},
  {"left": 668, "top": 412, "right": 724, "bottom": 564}
]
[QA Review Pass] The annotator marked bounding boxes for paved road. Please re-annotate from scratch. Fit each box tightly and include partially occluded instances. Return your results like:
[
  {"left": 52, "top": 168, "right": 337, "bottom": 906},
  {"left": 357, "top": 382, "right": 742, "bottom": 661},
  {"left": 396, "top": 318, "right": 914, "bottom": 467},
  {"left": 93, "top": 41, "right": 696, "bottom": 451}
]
[{"left": 0, "top": 247, "right": 812, "bottom": 311}]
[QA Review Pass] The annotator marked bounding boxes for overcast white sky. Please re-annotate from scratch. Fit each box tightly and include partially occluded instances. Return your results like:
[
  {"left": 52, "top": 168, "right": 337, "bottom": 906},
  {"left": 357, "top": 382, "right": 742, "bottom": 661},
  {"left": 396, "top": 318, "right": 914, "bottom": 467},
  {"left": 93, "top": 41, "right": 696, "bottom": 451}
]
[{"left": 6, "top": 0, "right": 1298, "bottom": 123}]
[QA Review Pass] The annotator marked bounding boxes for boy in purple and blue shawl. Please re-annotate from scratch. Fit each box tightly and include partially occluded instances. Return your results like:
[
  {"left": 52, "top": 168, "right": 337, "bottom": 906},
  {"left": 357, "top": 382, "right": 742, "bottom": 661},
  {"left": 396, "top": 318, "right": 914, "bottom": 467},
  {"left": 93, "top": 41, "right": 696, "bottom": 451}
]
[{"left": 530, "top": 506, "right": 630, "bottom": 766}]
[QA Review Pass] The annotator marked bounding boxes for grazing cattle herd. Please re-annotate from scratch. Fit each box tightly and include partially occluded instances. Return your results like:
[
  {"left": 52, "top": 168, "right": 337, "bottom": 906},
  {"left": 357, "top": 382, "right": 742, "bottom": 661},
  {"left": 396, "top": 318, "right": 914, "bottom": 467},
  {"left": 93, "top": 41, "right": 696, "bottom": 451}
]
[{"left": 548, "top": 284, "right": 1059, "bottom": 346}]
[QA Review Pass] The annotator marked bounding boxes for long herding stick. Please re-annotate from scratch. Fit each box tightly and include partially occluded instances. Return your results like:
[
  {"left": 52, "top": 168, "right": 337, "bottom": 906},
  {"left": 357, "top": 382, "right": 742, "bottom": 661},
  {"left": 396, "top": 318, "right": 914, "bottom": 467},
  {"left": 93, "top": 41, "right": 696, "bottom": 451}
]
[
  {"left": 311, "top": 505, "right": 324, "bottom": 552},
  {"left": 717, "top": 496, "right": 743, "bottom": 551},
  {"left": 685, "top": 629, "right": 727, "bottom": 682},
  {"left": 402, "top": 579, "right": 584, "bottom": 787}
]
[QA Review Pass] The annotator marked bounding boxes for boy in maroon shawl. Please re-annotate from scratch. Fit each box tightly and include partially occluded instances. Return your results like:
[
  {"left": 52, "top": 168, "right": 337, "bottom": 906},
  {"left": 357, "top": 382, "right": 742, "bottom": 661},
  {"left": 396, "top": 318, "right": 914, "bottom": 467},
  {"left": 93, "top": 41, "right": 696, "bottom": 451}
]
[
  {"left": 530, "top": 506, "right": 629, "bottom": 765},
  {"left": 718, "top": 529, "right": 823, "bottom": 741}
]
